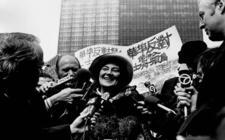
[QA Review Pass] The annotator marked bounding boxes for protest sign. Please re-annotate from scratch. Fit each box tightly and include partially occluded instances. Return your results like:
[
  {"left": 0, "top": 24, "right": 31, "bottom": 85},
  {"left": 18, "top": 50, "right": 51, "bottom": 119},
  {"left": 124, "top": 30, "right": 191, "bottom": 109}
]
[
  {"left": 129, "top": 26, "right": 182, "bottom": 94},
  {"left": 75, "top": 44, "right": 127, "bottom": 69},
  {"left": 75, "top": 26, "right": 182, "bottom": 94}
]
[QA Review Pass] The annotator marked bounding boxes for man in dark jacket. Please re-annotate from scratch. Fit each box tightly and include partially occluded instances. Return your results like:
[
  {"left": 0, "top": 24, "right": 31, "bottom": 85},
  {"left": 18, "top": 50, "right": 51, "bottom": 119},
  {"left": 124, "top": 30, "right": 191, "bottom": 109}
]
[
  {"left": 153, "top": 40, "right": 208, "bottom": 140},
  {"left": 159, "top": 40, "right": 208, "bottom": 110},
  {"left": 177, "top": 0, "right": 225, "bottom": 139},
  {"left": 0, "top": 32, "right": 87, "bottom": 140}
]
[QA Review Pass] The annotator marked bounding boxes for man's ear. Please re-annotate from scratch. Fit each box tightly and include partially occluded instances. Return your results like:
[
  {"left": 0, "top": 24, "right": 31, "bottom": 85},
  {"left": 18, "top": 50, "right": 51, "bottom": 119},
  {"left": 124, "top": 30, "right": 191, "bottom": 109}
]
[{"left": 217, "top": 0, "right": 225, "bottom": 14}]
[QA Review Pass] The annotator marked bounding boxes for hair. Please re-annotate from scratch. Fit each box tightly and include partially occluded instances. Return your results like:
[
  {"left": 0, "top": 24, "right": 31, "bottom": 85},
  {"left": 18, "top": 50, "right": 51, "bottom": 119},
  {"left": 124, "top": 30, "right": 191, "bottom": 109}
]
[
  {"left": 197, "top": 47, "right": 218, "bottom": 75},
  {"left": 0, "top": 32, "right": 43, "bottom": 90},
  {"left": 55, "top": 54, "right": 81, "bottom": 74},
  {"left": 178, "top": 40, "right": 208, "bottom": 72}
]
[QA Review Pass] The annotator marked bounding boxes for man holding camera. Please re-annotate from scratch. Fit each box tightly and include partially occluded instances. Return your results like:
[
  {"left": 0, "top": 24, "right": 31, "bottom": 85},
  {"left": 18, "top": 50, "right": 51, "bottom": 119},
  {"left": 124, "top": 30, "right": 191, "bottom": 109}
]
[
  {"left": 39, "top": 54, "right": 88, "bottom": 124},
  {"left": 0, "top": 32, "right": 88, "bottom": 140}
]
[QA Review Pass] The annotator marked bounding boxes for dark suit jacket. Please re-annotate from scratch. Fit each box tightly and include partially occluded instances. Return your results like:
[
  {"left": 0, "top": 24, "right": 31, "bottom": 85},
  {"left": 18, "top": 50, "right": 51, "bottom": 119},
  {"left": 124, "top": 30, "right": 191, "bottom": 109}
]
[
  {"left": 158, "top": 77, "right": 179, "bottom": 110},
  {"left": 0, "top": 90, "right": 73, "bottom": 140},
  {"left": 178, "top": 42, "right": 225, "bottom": 136},
  {"left": 147, "top": 77, "right": 185, "bottom": 140}
]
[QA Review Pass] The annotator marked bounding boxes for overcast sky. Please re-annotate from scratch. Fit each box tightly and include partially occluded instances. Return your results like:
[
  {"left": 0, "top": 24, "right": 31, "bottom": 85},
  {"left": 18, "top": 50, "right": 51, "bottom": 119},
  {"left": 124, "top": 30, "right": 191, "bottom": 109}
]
[{"left": 0, "top": 0, "right": 61, "bottom": 62}]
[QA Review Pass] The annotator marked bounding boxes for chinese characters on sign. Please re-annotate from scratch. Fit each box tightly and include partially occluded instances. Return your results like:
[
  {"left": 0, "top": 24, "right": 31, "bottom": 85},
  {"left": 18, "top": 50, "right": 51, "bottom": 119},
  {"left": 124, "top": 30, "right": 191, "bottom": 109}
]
[
  {"left": 128, "top": 26, "right": 182, "bottom": 93},
  {"left": 75, "top": 44, "right": 126, "bottom": 69},
  {"left": 127, "top": 33, "right": 172, "bottom": 71}
]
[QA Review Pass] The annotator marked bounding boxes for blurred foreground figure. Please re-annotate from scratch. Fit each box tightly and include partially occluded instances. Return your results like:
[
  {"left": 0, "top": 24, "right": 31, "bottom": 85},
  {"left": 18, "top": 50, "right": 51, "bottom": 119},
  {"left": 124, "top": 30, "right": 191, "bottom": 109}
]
[
  {"left": 38, "top": 54, "right": 89, "bottom": 124},
  {"left": 177, "top": 0, "right": 225, "bottom": 139},
  {"left": 0, "top": 32, "right": 88, "bottom": 140},
  {"left": 150, "top": 40, "right": 207, "bottom": 140}
]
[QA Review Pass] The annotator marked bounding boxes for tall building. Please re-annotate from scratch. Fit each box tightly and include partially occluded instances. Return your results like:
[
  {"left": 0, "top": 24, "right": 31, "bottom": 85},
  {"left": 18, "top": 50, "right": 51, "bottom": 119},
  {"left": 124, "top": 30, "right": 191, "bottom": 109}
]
[
  {"left": 57, "top": 0, "right": 202, "bottom": 55},
  {"left": 119, "top": 0, "right": 202, "bottom": 45},
  {"left": 58, "top": 0, "right": 120, "bottom": 55}
]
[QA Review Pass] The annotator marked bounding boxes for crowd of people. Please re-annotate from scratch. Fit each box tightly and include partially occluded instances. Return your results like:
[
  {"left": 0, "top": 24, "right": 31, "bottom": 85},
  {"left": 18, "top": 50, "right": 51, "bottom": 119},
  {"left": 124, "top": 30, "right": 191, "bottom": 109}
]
[{"left": 1, "top": 0, "right": 225, "bottom": 140}]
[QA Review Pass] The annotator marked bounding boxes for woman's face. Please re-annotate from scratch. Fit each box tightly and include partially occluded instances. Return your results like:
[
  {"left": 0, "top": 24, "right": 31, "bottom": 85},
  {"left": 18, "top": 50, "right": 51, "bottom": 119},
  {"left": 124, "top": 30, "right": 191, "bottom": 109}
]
[{"left": 99, "top": 63, "right": 120, "bottom": 88}]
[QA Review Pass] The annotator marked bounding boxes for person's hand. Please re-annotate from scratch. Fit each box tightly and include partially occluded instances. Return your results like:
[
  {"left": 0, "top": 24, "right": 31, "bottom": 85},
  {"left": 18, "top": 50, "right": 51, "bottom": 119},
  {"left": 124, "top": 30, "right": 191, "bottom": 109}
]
[
  {"left": 174, "top": 84, "right": 191, "bottom": 108},
  {"left": 176, "top": 135, "right": 211, "bottom": 140},
  {"left": 48, "top": 88, "right": 83, "bottom": 105},
  {"left": 77, "top": 104, "right": 102, "bottom": 130},
  {"left": 70, "top": 109, "right": 89, "bottom": 134},
  {"left": 89, "top": 111, "right": 101, "bottom": 129},
  {"left": 174, "top": 83, "right": 198, "bottom": 112},
  {"left": 135, "top": 101, "right": 152, "bottom": 115}
]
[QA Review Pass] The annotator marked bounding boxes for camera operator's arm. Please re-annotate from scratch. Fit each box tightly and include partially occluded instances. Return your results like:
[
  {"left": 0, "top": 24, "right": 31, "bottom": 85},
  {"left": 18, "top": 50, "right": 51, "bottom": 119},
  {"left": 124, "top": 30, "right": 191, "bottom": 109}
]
[
  {"left": 135, "top": 100, "right": 153, "bottom": 115},
  {"left": 42, "top": 107, "right": 89, "bottom": 139}
]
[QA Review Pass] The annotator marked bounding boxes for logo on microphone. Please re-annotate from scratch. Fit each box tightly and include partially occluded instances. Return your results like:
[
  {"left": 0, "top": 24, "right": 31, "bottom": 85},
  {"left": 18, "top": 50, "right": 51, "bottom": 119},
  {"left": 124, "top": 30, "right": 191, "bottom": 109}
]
[
  {"left": 178, "top": 73, "right": 192, "bottom": 88},
  {"left": 178, "top": 64, "right": 193, "bottom": 88}
]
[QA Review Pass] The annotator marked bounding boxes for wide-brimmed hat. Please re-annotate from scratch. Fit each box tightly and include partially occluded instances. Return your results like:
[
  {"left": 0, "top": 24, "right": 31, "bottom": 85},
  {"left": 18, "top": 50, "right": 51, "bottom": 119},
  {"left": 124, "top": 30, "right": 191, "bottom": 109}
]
[
  {"left": 89, "top": 54, "right": 133, "bottom": 88},
  {"left": 178, "top": 40, "right": 208, "bottom": 70}
]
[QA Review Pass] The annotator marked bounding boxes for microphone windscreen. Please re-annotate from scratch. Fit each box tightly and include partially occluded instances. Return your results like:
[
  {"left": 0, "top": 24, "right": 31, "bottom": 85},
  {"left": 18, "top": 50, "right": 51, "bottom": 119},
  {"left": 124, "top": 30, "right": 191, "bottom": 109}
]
[
  {"left": 144, "top": 81, "right": 151, "bottom": 88},
  {"left": 178, "top": 64, "right": 190, "bottom": 75},
  {"left": 74, "top": 68, "right": 91, "bottom": 88},
  {"left": 76, "top": 68, "right": 91, "bottom": 80},
  {"left": 144, "top": 95, "right": 160, "bottom": 106},
  {"left": 144, "top": 95, "right": 177, "bottom": 115}
]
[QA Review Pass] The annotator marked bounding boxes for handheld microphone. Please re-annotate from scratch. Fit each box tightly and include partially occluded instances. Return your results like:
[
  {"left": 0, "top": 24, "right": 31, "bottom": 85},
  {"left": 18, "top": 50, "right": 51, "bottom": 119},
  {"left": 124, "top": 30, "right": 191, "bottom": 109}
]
[
  {"left": 80, "top": 91, "right": 110, "bottom": 129},
  {"left": 178, "top": 64, "right": 192, "bottom": 119},
  {"left": 73, "top": 68, "right": 91, "bottom": 89},
  {"left": 144, "top": 81, "right": 157, "bottom": 95},
  {"left": 144, "top": 95, "right": 176, "bottom": 115},
  {"left": 81, "top": 81, "right": 94, "bottom": 101},
  {"left": 80, "top": 97, "right": 99, "bottom": 118},
  {"left": 178, "top": 64, "right": 193, "bottom": 88}
]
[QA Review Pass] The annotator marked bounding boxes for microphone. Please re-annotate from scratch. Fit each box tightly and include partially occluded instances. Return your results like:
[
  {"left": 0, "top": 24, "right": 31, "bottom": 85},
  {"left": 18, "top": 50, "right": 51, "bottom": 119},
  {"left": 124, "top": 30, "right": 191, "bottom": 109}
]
[
  {"left": 144, "top": 81, "right": 157, "bottom": 95},
  {"left": 81, "top": 81, "right": 94, "bottom": 101},
  {"left": 178, "top": 64, "right": 193, "bottom": 88},
  {"left": 80, "top": 91, "right": 110, "bottom": 128},
  {"left": 73, "top": 68, "right": 91, "bottom": 89},
  {"left": 178, "top": 64, "right": 192, "bottom": 119},
  {"left": 144, "top": 95, "right": 176, "bottom": 115},
  {"left": 80, "top": 97, "right": 99, "bottom": 118}
]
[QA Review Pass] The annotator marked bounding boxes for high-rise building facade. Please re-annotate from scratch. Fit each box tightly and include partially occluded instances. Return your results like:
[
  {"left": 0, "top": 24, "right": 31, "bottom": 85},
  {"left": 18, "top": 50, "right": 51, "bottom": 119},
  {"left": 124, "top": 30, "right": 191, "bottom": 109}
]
[
  {"left": 57, "top": 0, "right": 202, "bottom": 55},
  {"left": 58, "top": 0, "right": 120, "bottom": 55},
  {"left": 119, "top": 0, "right": 202, "bottom": 45}
]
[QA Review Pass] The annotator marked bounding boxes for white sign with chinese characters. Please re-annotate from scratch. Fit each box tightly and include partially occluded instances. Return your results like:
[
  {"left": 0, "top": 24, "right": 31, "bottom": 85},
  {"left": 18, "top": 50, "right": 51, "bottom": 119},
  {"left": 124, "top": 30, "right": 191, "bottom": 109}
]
[{"left": 75, "top": 26, "right": 182, "bottom": 94}]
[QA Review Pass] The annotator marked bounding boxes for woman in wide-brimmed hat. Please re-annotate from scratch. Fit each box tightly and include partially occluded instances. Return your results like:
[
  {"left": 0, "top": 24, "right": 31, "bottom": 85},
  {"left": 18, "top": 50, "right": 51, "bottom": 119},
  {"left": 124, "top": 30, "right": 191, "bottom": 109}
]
[
  {"left": 89, "top": 54, "right": 133, "bottom": 94},
  {"left": 78, "top": 54, "right": 152, "bottom": 140}
]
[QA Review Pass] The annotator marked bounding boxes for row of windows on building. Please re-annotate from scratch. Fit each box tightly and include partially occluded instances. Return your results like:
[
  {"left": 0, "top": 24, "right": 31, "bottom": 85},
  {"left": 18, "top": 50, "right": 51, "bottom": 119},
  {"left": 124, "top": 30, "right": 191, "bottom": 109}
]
[{"left": 60, "top": 19, "right": 119, "bottom": 25}]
